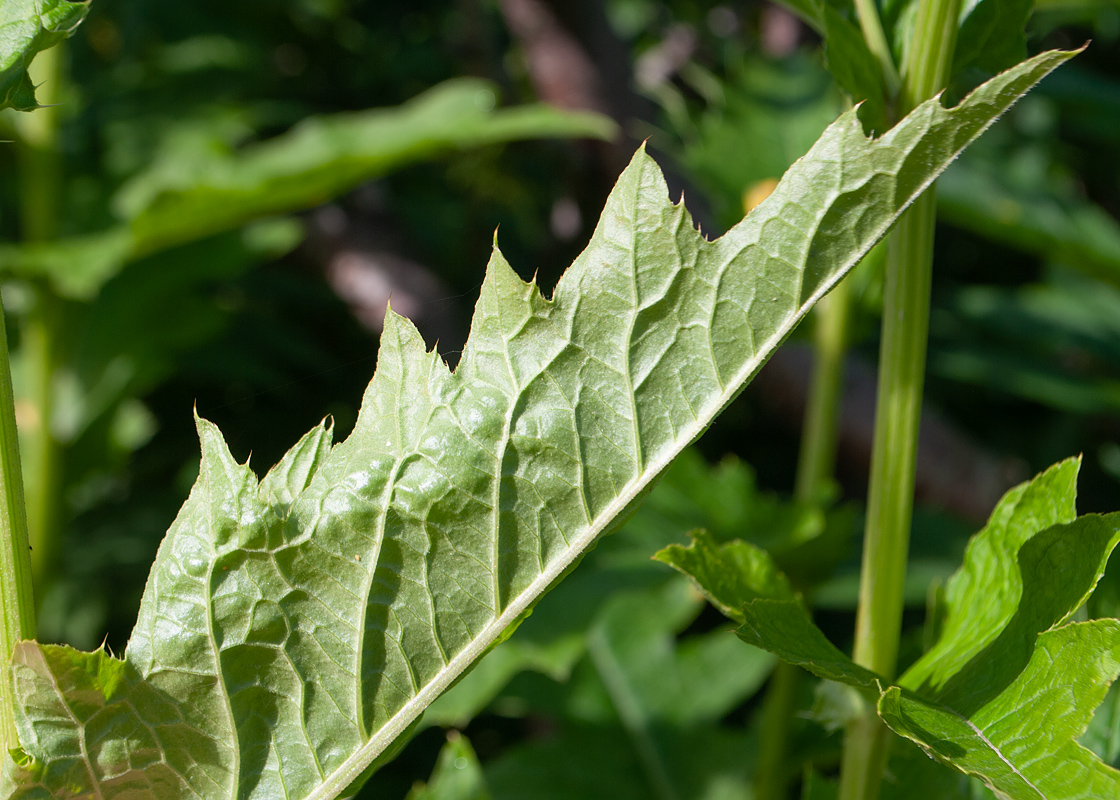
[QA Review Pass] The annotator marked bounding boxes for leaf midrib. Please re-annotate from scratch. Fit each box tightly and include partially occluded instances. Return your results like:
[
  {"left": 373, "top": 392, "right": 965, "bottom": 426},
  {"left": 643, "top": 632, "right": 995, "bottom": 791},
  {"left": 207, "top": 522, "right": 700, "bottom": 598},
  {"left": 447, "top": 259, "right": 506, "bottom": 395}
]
[{"left": 303, "top": 219, "right": 867, "bottom": 800}]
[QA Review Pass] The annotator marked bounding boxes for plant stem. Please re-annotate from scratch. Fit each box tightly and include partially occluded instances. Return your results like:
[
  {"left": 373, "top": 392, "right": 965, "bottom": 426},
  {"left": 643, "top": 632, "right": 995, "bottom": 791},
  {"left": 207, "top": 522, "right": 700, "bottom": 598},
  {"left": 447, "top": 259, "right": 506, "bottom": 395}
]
[
  {"left": 20, "top": 295, "right": 62, "bottom": 587},
  {"left": 0, "top": 294, "right": 36, "bottom": 756},
  {"left": 754, "top": 267, "right": 857, "bottom": 800},
  {"left": 851, "top": 188, "right": 937, "bottom": 682},
  {"left": 838, "top": 0, "right": 959, "bottom": 794},
  {"left": 14, "top": 44, "right": 66, "bottom": 591},
  {"left": 588, "top": 628, "right": 679, "bottom": 800},
  {"left": 794, "top": 276, "right": 853, "bottom": 504},
  {"left": 752, "top": 659, "right": 799, "bottom": 800}
]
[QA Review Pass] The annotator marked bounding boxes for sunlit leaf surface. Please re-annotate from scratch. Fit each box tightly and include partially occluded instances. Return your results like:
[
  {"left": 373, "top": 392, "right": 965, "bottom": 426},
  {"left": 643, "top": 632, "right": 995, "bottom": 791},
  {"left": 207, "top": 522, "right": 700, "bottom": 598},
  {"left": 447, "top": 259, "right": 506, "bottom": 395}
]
[{"left": 0, "top": 49, "right": 1075, "bottom": 800}]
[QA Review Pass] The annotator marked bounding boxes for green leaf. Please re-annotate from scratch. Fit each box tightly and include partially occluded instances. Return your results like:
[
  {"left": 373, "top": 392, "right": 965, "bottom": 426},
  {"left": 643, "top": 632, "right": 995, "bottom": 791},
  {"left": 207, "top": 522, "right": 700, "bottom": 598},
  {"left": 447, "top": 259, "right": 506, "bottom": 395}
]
[
  {"left": 881, "top": 621, "right": 1120, "bottom": 798},
  {"left": 821, "top": 8, "right": 889, "bottom": 132},
  {"left": 655, "top": 529, "right": 796, "bottom": 620},
  {"left": 0, "top": 78, "right": 616, "bottom": 298},
  {"left": 899, "top": 458, "right": 1108, "bottom": 702},
  {"left": 952, "top": 0, "right": 1033, "bottom": 88},
  {"left": 406, "top": 734, "right": 492, "bottom": 800},
  {"left": 938, "top": 158, "right": 1120, "bottom": 289},
  {"left": 879, "top": 458, "right": 1120, "bottom": 796},
  {"left": 0, "top": 0, "right": 87, "bottom": 111},
  {"left": 658, "top": 530, "right": 880, "bottom": 690},
  {"left": 1, "top": 50, "right": 1077, "bottom": 799}
]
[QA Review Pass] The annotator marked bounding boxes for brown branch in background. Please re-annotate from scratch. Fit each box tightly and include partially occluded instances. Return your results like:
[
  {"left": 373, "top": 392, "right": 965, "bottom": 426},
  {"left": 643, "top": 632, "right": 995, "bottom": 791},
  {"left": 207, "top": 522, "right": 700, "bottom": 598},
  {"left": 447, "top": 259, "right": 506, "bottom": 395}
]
[
  {"left": 303, "top": 204, "right": 466, "bottom": 363},
  {"left": 760, "top": 3, "right": 803, "bottom": 57},
  {"left": 757, "top": 343, "right": 1028, "bottom": 524},
  {"left": 500, "top": 0, "right": 608, "bottom": 114}
]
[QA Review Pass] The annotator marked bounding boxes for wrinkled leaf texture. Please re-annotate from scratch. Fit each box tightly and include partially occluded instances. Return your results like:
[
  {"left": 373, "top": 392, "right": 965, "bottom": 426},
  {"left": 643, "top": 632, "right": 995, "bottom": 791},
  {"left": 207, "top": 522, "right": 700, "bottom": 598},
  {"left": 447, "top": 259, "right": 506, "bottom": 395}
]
[
  {"left": 1, "top": 49, "right": 1074, "bottom": 800},
  {"left": 0, "top": 0, "right": 87, "bottom": 111}
]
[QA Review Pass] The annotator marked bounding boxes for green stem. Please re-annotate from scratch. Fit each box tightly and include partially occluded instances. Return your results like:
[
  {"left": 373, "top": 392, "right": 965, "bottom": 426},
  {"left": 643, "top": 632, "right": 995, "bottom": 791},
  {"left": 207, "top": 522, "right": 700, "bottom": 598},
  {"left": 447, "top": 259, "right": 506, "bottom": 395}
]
[
  {"left": 754, "top": 266, "right": 857, "bottom": 800},
  {"left": 0, "top": 295, "right": 36, "bottom": 753},
  {"left": 588, "top": 628, "right": 679, "bottom": 800},
  {"left": 14, "top": 44, "right": 66, "bottom": 592},
  {"left": 838, "top": 0, "right": 959, "bottom": 794},
  {"left": 21, "top": 295, "right": 62, "bottom": 587},
  {"left": 794, "top": 276, "right": 853, "bottom": 504},
  {"left": 752, "top": 659, "right": 800, "bottom": 800},
  {"left": 851, "top": 189, "right": 937, "bottom": 681}
]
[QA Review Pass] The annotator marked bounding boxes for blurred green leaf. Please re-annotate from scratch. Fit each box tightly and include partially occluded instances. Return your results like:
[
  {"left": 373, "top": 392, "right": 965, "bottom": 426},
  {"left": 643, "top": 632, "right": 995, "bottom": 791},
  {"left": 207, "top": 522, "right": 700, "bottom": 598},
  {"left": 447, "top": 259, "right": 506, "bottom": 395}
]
[
  {"left": 406, "top": 734, "right": 492, "bottom": 800},
  {"left": 821, "top": 7, "right": 888, "bottom": 131},
  {"left": 577, "top": 579, "right": 773, "bottom": 728},
  {"left": 952, "top": 0, "right": 1033, "bottom": 89},
  {"left": 930, "top": 271, "right": 1120, "bottom": 413},
  {"left": 938, "top": 156, "right": 1120, "bottom": 287},
  {"left": 660, "top": 55, "right": 842, "bottom": 228},
  {"left": 484, "top": 722, "right": 758, "bottom": 800},
  {"left": 0, "top": 78, "right": 616, "bottom": 297},
  {"left": 0, "top": 0, "right": 87, "bottom": 111}
]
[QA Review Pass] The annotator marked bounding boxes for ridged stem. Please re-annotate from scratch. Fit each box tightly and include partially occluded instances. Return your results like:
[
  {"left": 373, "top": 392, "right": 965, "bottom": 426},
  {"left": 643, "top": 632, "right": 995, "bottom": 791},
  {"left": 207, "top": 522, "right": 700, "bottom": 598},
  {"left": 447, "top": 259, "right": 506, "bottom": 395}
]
[
  {"left": 14, "top": 44, "right": 66, "bottom": 592},
  {"left": 838, "top": 0, "right": 960, "bottom": 794}
]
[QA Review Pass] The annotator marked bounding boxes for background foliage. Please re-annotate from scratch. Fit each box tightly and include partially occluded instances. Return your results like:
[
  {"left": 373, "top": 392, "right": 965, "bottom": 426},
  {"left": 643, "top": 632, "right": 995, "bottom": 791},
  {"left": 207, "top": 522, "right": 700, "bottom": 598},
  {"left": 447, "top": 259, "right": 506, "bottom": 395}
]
[{"left": 2, "top": 0, "right": 1120, "bottom": 797}]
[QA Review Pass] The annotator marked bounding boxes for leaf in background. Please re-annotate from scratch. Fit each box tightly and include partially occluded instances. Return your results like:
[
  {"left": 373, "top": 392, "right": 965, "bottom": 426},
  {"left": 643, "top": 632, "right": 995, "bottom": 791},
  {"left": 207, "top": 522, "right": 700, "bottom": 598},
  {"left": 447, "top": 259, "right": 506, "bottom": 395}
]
[
  {"left": 899, "top": 458, "right": 1081, "bottom": 697},
  {"left": 1081, "top": 681, "right": 1120, "bottom": 770},
  {"left": 882, "top": 460, "right": 1120, "bottom": 796},
  {"left": 952, "top": 0, "right": 1033, "bottom": 91},
  {"left": 821, "top": 8, "right": 889, "bottom": 132},
  {"left": 0, "top": 0, "right": 87, "bottom": 111},
  {"left": 578, "top": 580, "right": 772, "bottom": 728},
  {"left": 733, "top": 0, "right": 888, "bottom": 132},
  {"left": 484, "top": 721, "right": 759, "bottom": 800},
  {"left": 938, "top": 156, "right": 1120, "bottom": 288},
  {"left": 0, "top": 51, "right": 1077, "bottom": 799},
  {"left": 406, "top": 734, "right": 492, "bottom": 800},
  {"left": 0, "top": 78, "right": 617, "bottom": 298},
  {"left": 658, "top": 531, "right": 880, "bottom": 691},
  {"left": 929, "top": 271, "right": 1120, "bottom": 414},
  {"left": 770, "top": 0, "right": 826, "bottom": 31},
  {"left": 882, "top": 620, "right": 1120, "bottom": 798}
]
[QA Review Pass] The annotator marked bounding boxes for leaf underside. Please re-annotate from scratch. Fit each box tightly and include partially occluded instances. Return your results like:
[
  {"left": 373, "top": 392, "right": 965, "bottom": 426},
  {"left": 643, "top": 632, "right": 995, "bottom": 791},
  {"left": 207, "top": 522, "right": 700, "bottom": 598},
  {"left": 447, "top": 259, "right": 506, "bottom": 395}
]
[{"left": 1, "top": 49, "right": 1076, "bottom": 800}]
